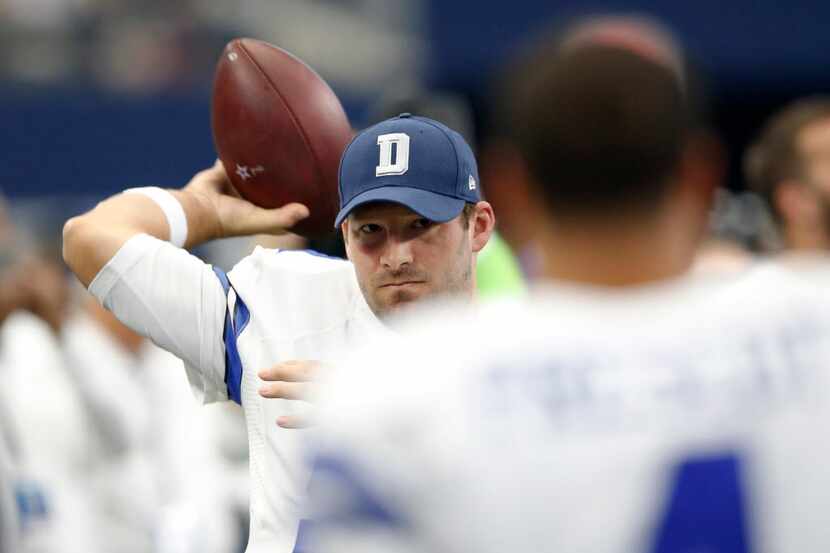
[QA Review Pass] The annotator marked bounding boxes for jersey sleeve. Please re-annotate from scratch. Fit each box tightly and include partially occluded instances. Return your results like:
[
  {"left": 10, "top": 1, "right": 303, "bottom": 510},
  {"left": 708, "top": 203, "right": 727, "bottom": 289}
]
[{"left": 88, "top": 234, "right": 229, "bottom": 404}]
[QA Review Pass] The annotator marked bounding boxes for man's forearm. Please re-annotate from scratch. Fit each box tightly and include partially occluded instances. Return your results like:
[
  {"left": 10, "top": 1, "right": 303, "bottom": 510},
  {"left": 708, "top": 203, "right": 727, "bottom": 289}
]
[
  {"left": 63, "top": 189, "right": 220, "bottom": 287},
  {"left": 63, "top": 161, "right": 307, "bottom": 288}
]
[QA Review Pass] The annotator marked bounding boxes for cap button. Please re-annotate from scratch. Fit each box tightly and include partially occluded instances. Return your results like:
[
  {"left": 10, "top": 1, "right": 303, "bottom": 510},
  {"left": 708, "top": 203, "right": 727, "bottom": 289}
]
[{"left": 398, "top": 112, "right": 412, "bottom": 118}]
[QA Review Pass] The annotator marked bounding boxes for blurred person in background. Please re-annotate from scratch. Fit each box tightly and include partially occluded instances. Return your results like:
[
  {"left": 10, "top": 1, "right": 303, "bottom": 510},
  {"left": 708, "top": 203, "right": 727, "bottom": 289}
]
[
  {"left": 692, "top": 189, "right": 779, "bottom": 274},
  {"left": 0, "top": 198, "right": 100, "bottom": 553},
  {"left": 307, "top": 18, "right": 830, "bottom": 553},
  {"left": 62, "top": 112, "right": 495, "bottom": 553},
  {"left": 61, "top": 294, "right": 158, "bottom": 553},
  {"left": 0, "top": 415, "right": 17, "bottom": 553},
  {"left": 0, "top": 202, "right": 22, "bottom": 553},
  {"left": 745, "top": 97, "right": 830, "bottom": 254},
  {"left": 62, "top": 292, "right": 249, "bottom": 553},
  {"left": 2, "top": 193, "right": 248, "bottom": 553}
]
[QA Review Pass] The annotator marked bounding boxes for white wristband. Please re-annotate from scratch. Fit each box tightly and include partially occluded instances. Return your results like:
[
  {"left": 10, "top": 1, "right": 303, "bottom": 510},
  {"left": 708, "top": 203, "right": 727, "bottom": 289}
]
[{"left": 123, "top": 186, "right": 188, "bottom": 248}]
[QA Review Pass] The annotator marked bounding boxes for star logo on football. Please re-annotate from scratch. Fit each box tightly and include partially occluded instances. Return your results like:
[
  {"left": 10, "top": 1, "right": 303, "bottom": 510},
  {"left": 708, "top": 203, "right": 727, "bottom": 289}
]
[{"left": 236, "top": 164, "right": 251, "bottom": 180}]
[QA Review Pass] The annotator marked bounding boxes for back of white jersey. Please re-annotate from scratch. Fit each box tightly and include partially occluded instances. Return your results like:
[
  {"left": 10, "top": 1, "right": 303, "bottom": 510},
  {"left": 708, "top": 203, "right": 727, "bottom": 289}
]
[{"left": 311, "top": 262, "right": 830, "bottom": 553}]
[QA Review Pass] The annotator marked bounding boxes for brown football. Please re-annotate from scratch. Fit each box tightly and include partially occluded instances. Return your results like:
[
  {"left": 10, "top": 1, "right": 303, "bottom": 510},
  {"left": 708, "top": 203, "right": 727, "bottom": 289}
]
[{"left": 211, "top": 38, "right": 353, "bottom": 237}]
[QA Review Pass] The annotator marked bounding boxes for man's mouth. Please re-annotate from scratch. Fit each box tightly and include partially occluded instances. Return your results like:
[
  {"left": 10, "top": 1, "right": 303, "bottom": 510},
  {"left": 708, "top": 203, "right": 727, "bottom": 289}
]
[{"left": 379, "top": 281, "right": 425, "bottom": 288}]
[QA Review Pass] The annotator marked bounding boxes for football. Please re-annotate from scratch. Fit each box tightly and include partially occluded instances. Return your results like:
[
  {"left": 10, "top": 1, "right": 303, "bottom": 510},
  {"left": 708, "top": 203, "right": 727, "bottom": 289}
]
[{"left": 211, "top": 38, "right": 353, "bottom": 237}]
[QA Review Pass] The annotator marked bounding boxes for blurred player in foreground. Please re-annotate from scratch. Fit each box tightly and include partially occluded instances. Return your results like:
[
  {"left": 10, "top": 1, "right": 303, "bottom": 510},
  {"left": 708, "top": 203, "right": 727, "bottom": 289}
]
[
  {"left": 62, "top": 114, "right": 494, "bottom": 552},
  {"left": 308, "top": 25, "right": 830, "bottom": 553},
  {"left": 745, "top": 97, "right": 830, "bottom": 253}
]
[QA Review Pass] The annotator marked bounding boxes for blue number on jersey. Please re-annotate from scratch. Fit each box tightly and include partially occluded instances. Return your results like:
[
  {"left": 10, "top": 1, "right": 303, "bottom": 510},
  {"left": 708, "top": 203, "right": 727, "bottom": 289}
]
[{"left": 650, "top": 454, "right": 752, "bottom": 553}]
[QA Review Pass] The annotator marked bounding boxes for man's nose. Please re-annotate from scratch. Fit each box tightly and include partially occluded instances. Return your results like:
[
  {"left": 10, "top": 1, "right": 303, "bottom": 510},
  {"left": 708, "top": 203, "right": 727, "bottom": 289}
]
[{"left": 380, "top": 238, "right": 414, "bottom": 271}]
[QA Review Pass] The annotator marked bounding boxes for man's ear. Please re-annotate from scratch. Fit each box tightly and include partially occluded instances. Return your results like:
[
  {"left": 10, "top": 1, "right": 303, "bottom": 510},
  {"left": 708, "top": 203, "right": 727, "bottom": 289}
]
[
  {"left": 470, "top": 201, "right": 496, "bottom": 254},
  {"left": 340, "top": 221, "right": 349, "bottom": 245}
]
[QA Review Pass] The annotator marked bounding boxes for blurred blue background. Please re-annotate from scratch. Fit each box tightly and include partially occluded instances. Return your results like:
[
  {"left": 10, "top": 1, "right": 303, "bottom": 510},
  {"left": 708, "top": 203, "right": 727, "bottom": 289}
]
[{"left": 2, "top": 0, "right": 829, "bottom": 201}]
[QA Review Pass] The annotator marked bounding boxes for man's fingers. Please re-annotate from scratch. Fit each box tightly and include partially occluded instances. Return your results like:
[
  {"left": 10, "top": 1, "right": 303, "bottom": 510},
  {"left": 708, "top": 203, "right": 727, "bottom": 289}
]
[
  {"left": 258, "top": 381, "right": 310, "bottom": 400},
  {"left": 276, "top": 415, "right": 315, "bottom": 429},
  {"left": 262, "top": 203, "right": 310, "bottom": 234},
  {"left": 190, "top": 161, "right": 231, "bottom": 193},
  {"left": 258, "top": 360, "right": 320, "bottom": 382}
]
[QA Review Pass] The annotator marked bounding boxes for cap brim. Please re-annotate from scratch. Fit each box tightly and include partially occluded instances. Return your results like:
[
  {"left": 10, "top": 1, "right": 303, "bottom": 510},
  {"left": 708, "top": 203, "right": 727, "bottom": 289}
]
[{"left": 334, "top": 186, "right": 466, "bottom": 227}]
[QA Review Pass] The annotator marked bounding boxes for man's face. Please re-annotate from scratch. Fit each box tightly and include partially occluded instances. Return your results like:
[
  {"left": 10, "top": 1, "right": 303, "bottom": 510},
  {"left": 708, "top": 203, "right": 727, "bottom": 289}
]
[
  {"left": 798, "top": 118, "right": 830, "bottom": 236},
  {"left": 343, "top": 202, "right": 474, "bottom": 318}
]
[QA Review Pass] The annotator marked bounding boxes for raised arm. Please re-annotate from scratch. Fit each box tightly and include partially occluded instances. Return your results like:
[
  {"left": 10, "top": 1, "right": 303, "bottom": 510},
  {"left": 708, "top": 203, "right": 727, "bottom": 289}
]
[
  {"left": 61, "top": 161, "right": 310, "bottom": 403},
  {"left": 62, "top": 160, "right": 309, "bottom": 286}
]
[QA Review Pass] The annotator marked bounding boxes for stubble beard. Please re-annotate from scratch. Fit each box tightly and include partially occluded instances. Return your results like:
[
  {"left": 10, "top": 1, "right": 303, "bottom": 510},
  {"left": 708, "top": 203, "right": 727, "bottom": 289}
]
[{"left": 361, "top": 243, "right": 474, "bottom": 320}]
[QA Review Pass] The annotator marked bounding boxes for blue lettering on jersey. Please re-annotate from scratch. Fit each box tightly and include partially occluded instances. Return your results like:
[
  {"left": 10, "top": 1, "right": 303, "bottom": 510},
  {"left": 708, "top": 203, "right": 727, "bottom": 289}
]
[
  {"left": 15, "top": 480, "right": 49, "bottom": 532},
  {"left": 650, "top": 453, "right": 752, "bottom": 553},
  {"left": 212, "top": 267, "right": 250, "bottom": 405},
  {"left": 293, "top": 453, "right": 406, "bottom": 552},
  {"left": 293, "top": 519, "right": 313, "bottom": 553}
]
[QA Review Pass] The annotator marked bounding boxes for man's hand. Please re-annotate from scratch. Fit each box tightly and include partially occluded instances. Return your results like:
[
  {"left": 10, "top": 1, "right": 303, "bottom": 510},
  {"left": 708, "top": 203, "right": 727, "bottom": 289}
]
[
  {"left": 258, "top": 360, "right": 322, "bottom": 429},
  {"left": 184, "top": 160, "right": 309, "bottom": 240}
]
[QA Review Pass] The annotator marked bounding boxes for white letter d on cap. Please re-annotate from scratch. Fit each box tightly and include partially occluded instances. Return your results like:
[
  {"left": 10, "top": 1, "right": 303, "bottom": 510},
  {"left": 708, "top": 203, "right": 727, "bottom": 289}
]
[{"left": 376, "top": 133, "right": 410, "bottom": 176}]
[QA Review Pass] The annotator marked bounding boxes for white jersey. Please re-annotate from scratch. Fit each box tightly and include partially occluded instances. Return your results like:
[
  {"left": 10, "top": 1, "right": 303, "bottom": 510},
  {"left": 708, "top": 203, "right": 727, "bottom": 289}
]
[
  {"left": 0, "top": 312, "right": 99, "bottom": 553},
  {"left": 89, "top": 234, "right": 385, "bottom": 553},
  {"left": 0, "top": 411, "right": 18, "bottom": 553},
  {"left": 310, "top": 261, "right": 830, "bottom": 553}
]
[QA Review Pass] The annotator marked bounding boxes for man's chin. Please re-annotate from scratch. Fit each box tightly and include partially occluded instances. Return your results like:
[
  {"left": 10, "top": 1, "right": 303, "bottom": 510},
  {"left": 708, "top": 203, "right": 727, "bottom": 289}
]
[{"left": 374, "top": 290, "right": 424, "bottom": 319}]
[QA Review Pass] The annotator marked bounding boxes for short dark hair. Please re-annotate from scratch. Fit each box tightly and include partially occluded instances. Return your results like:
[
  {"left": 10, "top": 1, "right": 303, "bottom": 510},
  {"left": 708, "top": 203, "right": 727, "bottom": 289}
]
[
  {"left": 744, "top": 97, "right": 830, "bottom": 221},
  {"left": 459, "top": 202, "right": 476, "bottom": 229},
  {"left": 509, "top": 43, "right": 695, "bottom": 218}
]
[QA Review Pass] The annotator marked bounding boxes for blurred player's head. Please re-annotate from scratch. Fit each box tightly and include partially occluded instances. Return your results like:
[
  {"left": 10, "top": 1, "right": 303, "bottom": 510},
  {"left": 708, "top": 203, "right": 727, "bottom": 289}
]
[
  {"left": 506, "top": 34, "right": 720, "bottom": 286},
  {"left": 745, "top": 97, "right": 830, "bottom": 251},
  {"left": 335, "top": 114, "right": 494, "bottom": 317}
]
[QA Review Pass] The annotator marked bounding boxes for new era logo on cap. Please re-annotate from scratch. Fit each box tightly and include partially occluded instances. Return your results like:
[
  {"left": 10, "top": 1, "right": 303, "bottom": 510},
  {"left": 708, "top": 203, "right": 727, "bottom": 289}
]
[{"left": 335, "top": 114, "right": 481, "bottom": 227}]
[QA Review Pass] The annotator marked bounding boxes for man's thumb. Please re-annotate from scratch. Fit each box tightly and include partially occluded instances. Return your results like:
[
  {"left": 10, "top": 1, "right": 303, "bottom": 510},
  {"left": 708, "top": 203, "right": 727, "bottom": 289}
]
[{"left": 272, "top": 203, "right": 310, "bottom": 230}]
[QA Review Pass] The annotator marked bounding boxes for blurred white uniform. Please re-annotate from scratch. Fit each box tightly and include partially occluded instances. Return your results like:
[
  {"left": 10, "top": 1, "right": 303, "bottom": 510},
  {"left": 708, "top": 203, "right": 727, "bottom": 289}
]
[
  {"left": 0, "top": 410, "right": 19, "bottom": 553},
  {"left": 89, "top": 234, "right": 385, "bottom": 553},
  {"left": 65, "top": 307, "right": 250, "bottom": 553},
  {"left": 62, "top": 311, "right": 158, "bottom": 553},
  {"left": 140, "top": 345, "right": 249, "bottom": 553},
  {"left": 0, "top": 312, "right": 99, "bottom": 553},
  {"left": 311, "top": 262, "right": 830, "bottom": 553}
]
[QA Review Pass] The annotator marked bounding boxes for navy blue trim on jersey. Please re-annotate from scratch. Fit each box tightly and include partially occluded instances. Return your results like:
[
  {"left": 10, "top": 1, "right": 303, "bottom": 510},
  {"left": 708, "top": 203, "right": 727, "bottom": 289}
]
[{"left": 212, "top": 267, "right": 250, "bottom": 405}]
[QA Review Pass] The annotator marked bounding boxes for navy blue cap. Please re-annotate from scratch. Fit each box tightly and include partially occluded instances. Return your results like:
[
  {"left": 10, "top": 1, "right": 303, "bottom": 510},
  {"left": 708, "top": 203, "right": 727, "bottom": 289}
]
[{"left": 335, "top": 114, "right": 481, "bottom": 227}]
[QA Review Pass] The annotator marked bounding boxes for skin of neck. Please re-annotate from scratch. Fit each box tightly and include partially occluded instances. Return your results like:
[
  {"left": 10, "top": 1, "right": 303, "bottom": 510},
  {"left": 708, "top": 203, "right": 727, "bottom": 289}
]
[
  {"left": 531, "top": 137, "right": 720, "bottom": 288},
  {"left": 536, "top": 193, "right": 707, "bottom": 288}
]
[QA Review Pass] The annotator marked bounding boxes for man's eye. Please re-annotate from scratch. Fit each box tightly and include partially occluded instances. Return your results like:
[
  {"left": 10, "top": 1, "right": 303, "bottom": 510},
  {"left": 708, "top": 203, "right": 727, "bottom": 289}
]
[
  {"left": 412, "top": 218, "right": 433, "bottom": 230},
  {"left": 359, "top": 224, "right": 381, "bottom": 234}
]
